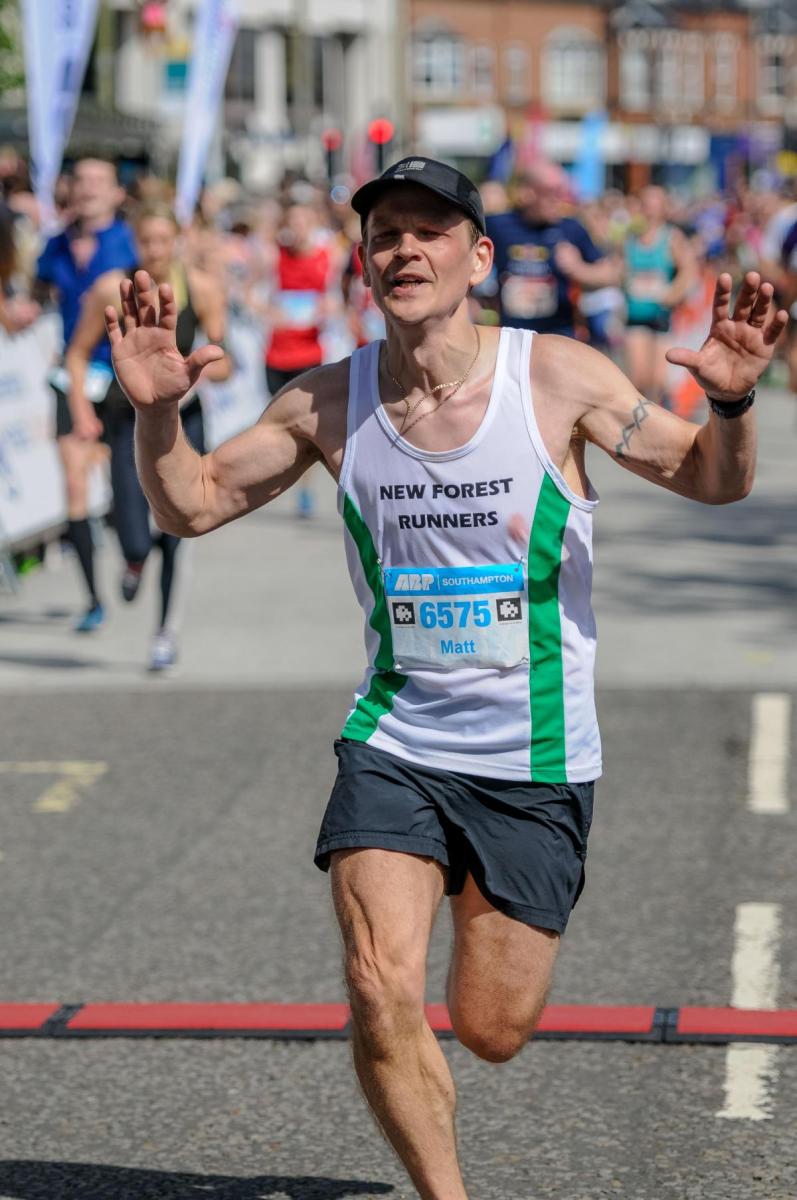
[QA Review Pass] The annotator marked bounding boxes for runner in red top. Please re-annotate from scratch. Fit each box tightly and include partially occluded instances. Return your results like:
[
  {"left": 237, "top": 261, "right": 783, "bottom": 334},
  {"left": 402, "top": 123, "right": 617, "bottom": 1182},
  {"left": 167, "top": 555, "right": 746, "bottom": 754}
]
[
  {"left": 264, "top": 200, "right": 333, "bottom": 517},
  {"left": 265, "top": 201, "right": 331, "bottom": 393}
]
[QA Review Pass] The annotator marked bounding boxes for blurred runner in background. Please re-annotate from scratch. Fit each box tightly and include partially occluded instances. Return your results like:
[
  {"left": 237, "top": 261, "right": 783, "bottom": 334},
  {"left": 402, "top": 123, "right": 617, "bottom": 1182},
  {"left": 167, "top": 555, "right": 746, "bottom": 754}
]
[
  {"left": 486, "top": 162, "right": 619, "bottom": 339},
  {"left": 623, "top": 186, "right": 696, "bottom": 407},
  {"left": 35, "top": 158, "right": 137, "bottom": 632},
  {"left": 262, "top": 197, "right": 335, "bottom": 518},
  {"left": 65, "top": 203, "right": 231, "bottom": 670}
]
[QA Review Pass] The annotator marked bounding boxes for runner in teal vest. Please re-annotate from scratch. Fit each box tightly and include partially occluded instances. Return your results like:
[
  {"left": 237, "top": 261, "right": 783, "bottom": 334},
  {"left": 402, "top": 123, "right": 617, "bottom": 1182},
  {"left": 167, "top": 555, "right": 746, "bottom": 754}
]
[{"left": 623, "top": 186, "right": 695, "bottom": 407}]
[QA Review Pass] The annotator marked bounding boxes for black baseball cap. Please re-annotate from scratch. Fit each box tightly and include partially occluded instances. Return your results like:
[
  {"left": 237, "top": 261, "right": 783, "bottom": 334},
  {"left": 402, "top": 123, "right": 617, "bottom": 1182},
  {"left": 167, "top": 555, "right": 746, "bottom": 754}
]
[{"left": 352, "top": 157, "right": 486, "bottom": 236}]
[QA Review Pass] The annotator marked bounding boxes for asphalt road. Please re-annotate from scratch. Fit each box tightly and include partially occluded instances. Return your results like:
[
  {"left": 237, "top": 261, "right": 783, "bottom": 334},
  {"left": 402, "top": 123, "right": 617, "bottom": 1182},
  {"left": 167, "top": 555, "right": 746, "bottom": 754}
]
[{"left": 0, "top": 388, "right": 795, "bottom": 1199}]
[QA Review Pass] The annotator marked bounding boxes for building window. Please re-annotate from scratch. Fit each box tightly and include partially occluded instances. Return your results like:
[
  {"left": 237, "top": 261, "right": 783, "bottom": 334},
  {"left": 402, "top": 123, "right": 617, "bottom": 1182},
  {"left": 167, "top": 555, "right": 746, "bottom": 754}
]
[
  {"left": 655, "top": 32, "right": 680, "bottom": 110},
  {"left": 758, "top": 36, "right": 791, "bottom": 113},
  {"left": 682, "top": 33, "right": 704, "bottom": 112},
  {"left": 543, "top": 27, "right": 605, "bottom": 111},
  {"left": 619, "top": 31, "right": 651, "bottom": 112},
  {"left": 470, "top": 44, "right": 495, "bottom": 98},
  {"left": 412, "top": 32, "right": 465, "bottom": 98},
  {"left": 713, "top": 33, "right": 738, "bottom": 111},
  {"left": 225, "top": 27, "right": 256, "bottom": 102},
  {"left": 504, "top": 43, "right": 530, "bottom": 105}
]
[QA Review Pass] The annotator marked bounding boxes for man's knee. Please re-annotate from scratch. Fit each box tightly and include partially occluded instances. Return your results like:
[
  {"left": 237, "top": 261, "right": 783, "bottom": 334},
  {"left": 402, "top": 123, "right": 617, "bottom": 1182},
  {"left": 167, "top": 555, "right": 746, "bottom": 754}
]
[
  {"left": 345, "top": 948, "right": 426, "bottom": 1055},
  {"left": 449, "top": 1001, "right": 543, "bottom": 1063}
]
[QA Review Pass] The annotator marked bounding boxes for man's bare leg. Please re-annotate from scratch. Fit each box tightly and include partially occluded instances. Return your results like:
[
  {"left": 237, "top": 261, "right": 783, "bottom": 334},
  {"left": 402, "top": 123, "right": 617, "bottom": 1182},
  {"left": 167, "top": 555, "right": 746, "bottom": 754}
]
[
  {"left": 350, "top": 1011, "right": 465, "bottom": 1198},
  {"left": 331, "top": 848, "right": 469, "bottom": 1200}
]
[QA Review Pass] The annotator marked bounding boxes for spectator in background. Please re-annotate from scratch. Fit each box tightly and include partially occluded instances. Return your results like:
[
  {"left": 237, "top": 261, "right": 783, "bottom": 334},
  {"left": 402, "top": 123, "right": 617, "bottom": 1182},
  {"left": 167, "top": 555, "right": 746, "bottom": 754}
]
[
  {"left": 35, "top": 157, "right": 137, "bottom": 633},
  {"left": 0, "top": 204, "right": 39, "bottom": 335},
  {"left": 486, "top": 162, "right": 618, "bottom": 339}
]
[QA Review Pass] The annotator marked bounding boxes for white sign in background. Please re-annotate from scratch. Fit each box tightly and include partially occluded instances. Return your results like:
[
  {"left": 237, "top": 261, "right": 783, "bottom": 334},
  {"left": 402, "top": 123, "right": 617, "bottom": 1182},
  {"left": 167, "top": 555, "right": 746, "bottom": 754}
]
[
  {"left": 21, "top": 0, "right": 100, "bottom": 222},
  {"left": 0, "top": 319, "right": 110, "bottom": 550},
  {"left": 175, "top": 0, "right": 239, "bottom": 227}
]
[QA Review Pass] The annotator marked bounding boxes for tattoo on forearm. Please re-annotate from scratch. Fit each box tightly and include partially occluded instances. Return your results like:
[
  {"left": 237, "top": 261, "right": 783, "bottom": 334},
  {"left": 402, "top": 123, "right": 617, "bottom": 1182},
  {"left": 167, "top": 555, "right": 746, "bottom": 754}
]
[{"left": 615, "top": 396, "right": 653, "bottom": 458}]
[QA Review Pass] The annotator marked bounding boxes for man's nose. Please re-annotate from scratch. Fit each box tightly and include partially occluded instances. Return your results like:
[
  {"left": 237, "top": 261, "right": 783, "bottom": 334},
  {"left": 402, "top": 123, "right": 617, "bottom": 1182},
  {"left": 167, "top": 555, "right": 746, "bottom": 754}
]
[{"left": 394, "top": 233, "right": 421, "bottom": 256}]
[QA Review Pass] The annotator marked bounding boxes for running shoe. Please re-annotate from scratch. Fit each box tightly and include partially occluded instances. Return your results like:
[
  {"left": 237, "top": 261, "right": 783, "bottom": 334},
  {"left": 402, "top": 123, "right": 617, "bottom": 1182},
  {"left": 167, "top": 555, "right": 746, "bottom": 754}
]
[
  {"left": 148, "top": 629, "right": 177, "bottom": 672},
  {"left": 296, "top": 487, "right": 315, "bottom": 519},
  {"left": 121, "top": 562, "right": 144, "bottom": 603},
  {"left": 74, "top": 603, "right": 105, "bottom": 633}
]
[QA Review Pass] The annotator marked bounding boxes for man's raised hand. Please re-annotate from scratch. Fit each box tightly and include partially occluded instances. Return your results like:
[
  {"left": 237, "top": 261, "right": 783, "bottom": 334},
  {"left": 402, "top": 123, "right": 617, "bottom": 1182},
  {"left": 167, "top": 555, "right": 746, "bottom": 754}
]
[
  {"left": 666, "top": 272, "right": 788, "bottom": 404},
  {"left": 105, "top": 269, "right": 224, "bottom": 411}
]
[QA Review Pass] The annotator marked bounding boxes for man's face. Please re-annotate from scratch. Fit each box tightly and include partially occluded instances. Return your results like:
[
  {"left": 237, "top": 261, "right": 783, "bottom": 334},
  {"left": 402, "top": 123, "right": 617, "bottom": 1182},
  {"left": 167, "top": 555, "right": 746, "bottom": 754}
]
[
  {"left": 360, "top": 185, "right": 492, "bottom": 326},
  {"left": 640, "top": 186, "right": 667, "bottom": 224},
  {"left": 514, "top": 170, "right": 564, "bottom": 224},
  {"left": 72, "top": 159, "right": 123, "bottom": 225}
]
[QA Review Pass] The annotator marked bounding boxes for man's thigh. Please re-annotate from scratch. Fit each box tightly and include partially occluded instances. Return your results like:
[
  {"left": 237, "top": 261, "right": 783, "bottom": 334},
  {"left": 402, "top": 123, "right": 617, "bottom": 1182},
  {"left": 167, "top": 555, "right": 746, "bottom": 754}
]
[
  {"left": 448, "top": 872, "right": 559, "bottom": 1022},
  {"left": 330, "top": 848, "right": 446, "bottom": 992}
]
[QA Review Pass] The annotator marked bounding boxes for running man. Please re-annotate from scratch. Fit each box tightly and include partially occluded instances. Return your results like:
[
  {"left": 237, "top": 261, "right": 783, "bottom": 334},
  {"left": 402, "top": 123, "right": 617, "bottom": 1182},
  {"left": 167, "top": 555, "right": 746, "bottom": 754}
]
[
  {"left": 36, "top": 157, "right": 137, "bottom": 631},
  {"left": 105, "top": 159, "right": 785, "bottom": 1200},
  {"left": 486, "top": 161, "right": 618, "bottom": 338}
]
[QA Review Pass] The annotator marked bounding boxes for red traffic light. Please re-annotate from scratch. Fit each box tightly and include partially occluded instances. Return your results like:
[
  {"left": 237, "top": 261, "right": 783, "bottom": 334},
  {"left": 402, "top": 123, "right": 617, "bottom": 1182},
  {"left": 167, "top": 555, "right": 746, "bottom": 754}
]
[
  {"left": 321, "top": 128, "right": 343, "bottom": 152},
  {"left": 368, "top": 118, "right": 395, "bottom": 146}
]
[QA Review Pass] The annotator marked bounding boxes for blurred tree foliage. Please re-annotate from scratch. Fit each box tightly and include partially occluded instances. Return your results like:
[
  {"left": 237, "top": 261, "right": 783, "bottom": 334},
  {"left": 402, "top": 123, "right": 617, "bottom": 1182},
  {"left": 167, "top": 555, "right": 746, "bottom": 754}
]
[{"left": 0, "top": 0, "right": 24, "bottom": 98}]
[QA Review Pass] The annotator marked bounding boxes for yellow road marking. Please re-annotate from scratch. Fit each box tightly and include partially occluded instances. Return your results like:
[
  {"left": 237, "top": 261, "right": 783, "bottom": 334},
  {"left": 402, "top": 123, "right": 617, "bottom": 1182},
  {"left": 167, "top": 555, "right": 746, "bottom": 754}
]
[{"left": 0, "top": 762, "right": 108, "bottom": 812}]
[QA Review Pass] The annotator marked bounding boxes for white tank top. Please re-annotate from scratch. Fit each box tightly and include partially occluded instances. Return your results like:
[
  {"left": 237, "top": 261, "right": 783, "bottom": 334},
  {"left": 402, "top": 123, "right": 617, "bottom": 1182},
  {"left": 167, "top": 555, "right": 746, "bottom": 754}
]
[{"left": 338, "top": 327, "right": 601, "bottom": 783}]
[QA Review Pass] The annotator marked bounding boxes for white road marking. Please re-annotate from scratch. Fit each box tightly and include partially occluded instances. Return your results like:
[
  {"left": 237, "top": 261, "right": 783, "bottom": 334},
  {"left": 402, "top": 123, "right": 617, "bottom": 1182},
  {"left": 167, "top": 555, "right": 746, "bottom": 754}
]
[
  {"left": 717, "top": 903, "right": 782, "bottom": 1121},
  {"left": 748, "top": 693, "right": 791, "bottom": 815}
]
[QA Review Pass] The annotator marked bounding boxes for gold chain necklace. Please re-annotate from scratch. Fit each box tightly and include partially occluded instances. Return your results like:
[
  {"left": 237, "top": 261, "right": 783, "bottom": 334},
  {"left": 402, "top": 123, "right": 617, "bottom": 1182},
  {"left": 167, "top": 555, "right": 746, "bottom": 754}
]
[{"left": 387, "top": 328, "right": 481, "bottom": 436}]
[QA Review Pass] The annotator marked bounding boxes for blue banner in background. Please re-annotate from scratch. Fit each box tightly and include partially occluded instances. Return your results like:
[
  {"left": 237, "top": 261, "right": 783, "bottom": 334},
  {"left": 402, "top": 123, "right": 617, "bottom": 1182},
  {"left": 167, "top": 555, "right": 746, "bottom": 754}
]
[
  {"left": 573, "top": 111, "right": 608, "bottom": 202},
  {"left": 486, "top": 138, "right": 515, "bottom": 184}
]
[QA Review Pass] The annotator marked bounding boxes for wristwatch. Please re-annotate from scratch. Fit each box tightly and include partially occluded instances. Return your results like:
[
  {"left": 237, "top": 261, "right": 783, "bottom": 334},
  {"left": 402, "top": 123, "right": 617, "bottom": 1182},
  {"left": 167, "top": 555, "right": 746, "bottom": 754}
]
[{"left": 705, "top": 389, "right": 756, "bottom": 419}]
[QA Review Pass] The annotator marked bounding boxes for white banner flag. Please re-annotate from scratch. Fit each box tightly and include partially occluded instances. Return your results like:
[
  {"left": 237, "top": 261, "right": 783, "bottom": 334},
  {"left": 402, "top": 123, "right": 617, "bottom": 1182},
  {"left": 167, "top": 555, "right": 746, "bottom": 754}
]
[
  {"left": 21, "top": 0, "right": 100, "bottom": 222},
  {"left": 175, "top": 0, "right": 239, "bottom": 227}
]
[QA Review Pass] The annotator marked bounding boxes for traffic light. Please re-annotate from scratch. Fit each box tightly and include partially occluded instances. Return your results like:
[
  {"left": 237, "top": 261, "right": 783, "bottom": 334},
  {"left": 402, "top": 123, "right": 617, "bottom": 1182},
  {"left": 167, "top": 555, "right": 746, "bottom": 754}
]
[
  {"left": 321, "top": 128, "right": 343, "bottom": 182},
  {"left": 367, "top": 118, "right": 395, "bottom": 174}
]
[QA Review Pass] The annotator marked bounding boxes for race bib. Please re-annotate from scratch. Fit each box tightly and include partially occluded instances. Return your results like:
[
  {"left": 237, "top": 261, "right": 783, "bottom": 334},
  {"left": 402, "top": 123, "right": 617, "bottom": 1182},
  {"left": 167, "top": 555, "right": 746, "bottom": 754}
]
[
  {"left": 278, "top": 290, "right": 319, "bottom": 328},
  {"left": 629, "top": 271, "right": 667, "bottom": 303},
  {"left": 501, "top": 273, "right": 558, "bottom": 320},
  {"left": 384, "top": 563, "right": 527, "bottom": 671}
]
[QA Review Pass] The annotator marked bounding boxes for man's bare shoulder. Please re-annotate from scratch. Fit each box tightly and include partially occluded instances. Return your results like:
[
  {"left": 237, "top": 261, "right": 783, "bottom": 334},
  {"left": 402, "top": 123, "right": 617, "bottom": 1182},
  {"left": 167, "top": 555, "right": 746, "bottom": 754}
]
[
  {"left": 531, "top": 332, "right": 628, "bottom": 411},
  {"left": 259, "top": 357, "right": 351, "bottom": 444}
]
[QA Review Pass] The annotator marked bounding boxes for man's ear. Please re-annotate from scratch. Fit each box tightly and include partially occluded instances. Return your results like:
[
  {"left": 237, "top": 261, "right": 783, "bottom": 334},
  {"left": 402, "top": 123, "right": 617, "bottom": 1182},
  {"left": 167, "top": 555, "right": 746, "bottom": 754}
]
[
  {"left": 469, "top": 236, "right": 494, "bottom": 288},
  {"left": 358, "top": 240, "right": 371, "bottom": 288}
]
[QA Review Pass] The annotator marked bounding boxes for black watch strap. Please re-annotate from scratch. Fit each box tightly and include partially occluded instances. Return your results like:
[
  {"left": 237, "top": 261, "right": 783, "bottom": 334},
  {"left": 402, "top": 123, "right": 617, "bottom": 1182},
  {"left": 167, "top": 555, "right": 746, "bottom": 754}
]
[{"left": 706, "top": 389, "right": 756, "bottom": 419}]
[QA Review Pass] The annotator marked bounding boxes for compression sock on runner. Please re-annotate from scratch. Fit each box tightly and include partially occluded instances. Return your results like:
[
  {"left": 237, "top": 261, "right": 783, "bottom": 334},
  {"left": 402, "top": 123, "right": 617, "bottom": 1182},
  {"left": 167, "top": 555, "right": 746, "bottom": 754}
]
[
  {"left": 158, "top": 532, "right": 181, "bottom": 628},
  {"left": 67, "top": 518, "right": 100, "bottom": 606}
]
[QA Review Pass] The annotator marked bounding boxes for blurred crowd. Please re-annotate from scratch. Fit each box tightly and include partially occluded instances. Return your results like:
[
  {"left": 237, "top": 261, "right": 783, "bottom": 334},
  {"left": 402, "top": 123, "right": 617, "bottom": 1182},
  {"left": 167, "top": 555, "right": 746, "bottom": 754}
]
[{"left": 2, "top": 145, "right": 796, "bottom": 668}]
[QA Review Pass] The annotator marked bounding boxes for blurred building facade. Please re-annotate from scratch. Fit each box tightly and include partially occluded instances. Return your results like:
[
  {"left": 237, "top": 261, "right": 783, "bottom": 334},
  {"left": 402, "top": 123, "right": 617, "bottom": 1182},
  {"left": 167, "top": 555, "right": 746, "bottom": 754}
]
[
  {"left": 407, "top": 0, "right": 797, "bottom": 188},
  {"left": 97, "top": 0, "right": 402, "bottom": 188}
]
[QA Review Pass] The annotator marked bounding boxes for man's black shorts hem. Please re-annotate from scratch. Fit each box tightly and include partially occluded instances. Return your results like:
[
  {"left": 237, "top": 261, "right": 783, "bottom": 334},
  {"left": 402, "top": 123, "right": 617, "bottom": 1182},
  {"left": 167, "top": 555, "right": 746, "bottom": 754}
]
[
  {"left": 314, "top": 738, "right": 594, "bottom": 935},
  {"left": 314, "top": 831, "right": 450, "bottom": 873}
]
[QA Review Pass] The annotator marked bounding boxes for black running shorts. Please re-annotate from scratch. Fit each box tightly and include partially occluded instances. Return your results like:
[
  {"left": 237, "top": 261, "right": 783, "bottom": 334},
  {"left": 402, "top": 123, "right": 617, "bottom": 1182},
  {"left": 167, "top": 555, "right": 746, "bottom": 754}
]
[{"left": 314, "top": 738, "right": 595, "bottom": 934}]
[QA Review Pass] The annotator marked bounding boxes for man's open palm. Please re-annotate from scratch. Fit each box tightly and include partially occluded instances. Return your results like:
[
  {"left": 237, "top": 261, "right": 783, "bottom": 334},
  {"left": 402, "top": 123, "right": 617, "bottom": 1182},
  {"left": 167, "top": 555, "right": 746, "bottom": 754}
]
[
  {"left": 105, "top": 270, "right": 224, "bottom": 410},
  {"left": 666, "top": 271, "right": 788, "bottom": 403}
]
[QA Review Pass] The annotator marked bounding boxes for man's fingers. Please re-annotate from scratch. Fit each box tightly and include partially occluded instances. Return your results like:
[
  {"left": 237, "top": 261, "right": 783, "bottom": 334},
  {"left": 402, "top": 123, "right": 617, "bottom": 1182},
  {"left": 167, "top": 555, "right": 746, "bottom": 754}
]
[
  {"left": 132, "top": 269, "right": 158, "bottom": 328},
  {"left": 748, "top": 280, "right": 774, "bottom": 328},
  {"left": 105, "top": 305, "right": 122, "bottom": 345},
  {"left": 665, "top": 346, "right": 700, "bottom": 370},
  {"left": 731, "top": 271, "right": 761, "bottom": 323},
  {"left": 158, "top": 283, "right": 178, "bottom": 333},
  {"left": 120, "top": 278, "right": 138, "bottom": 333},
  {"left": 712, "top": 272, "right": 732, "bottom": 324},
  {"left": 763, "top": 307, "right": 790, "bottom": 347},
  {"left": 187, "top": 344, "right": 224, "bottom": 384}
]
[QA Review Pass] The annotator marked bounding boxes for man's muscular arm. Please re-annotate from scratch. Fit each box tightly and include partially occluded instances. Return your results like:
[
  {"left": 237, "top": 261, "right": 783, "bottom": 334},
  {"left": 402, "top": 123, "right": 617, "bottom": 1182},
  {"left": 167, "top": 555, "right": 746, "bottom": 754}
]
[
  {"left": 536, "top": 272, "right": 786, "bottom": 505},
  {"left": 106, "top": 271, "right": 334, "bottom": 537}
]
